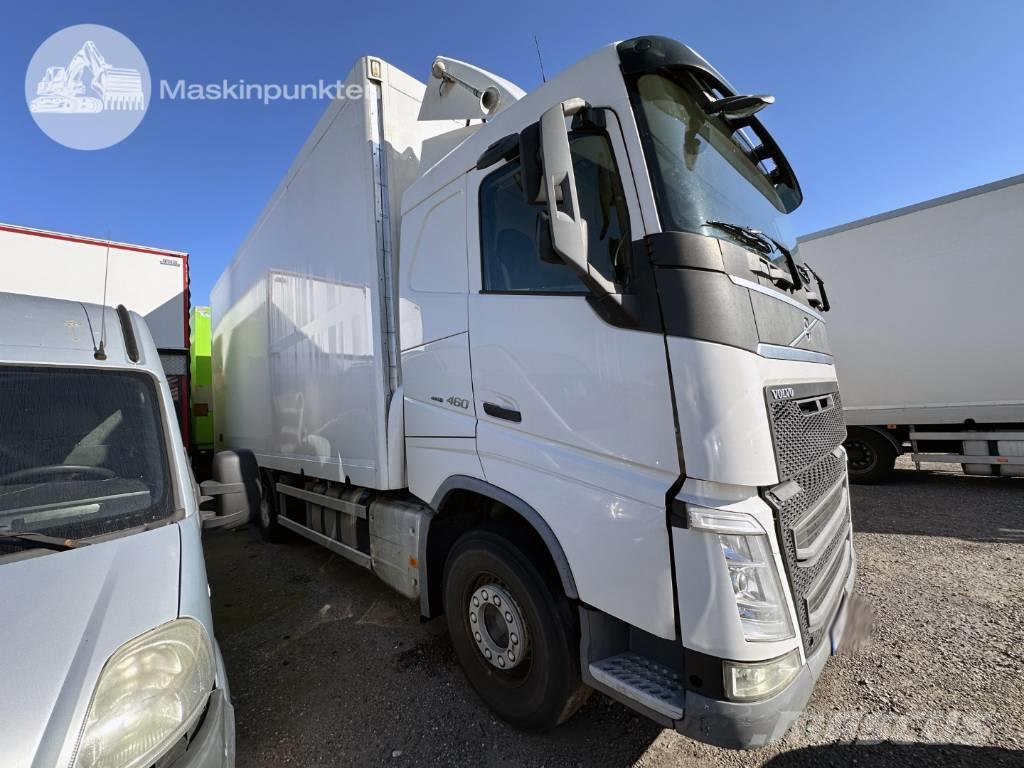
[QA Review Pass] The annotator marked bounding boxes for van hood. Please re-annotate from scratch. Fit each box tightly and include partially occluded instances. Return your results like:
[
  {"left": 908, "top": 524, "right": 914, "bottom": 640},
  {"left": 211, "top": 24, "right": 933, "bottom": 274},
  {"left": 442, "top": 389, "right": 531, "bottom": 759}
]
[{"left": 0, "top": 523, "right": 181, "bottom": 768}]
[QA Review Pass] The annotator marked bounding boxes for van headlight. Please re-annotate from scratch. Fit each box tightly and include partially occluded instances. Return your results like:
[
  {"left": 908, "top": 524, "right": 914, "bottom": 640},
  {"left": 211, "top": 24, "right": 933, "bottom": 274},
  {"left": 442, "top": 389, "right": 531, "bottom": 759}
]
[
  {"left": 72, "top": 618, "right": 215, "bottom": 768},
  {"left": 688, "top": 506, "right": 795, "bottom": 642}
]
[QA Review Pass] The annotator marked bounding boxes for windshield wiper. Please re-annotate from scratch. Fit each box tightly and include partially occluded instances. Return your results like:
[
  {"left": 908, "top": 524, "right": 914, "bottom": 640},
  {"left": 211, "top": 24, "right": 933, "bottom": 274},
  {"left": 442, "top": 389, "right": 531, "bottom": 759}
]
[
  {"left": 803, "top": 262, "right": 830, "bottom": 312},
  {"left": 751, "top": 256, "right": 796, "bottom": 289},
  {"left": 705, "top": 220, "right": 774, "bottom": 256},
  {"left": 0, "top": 532, "right": 84, "bottom": 552},
  {"left": 761, "top": 234, "right": 804, "bottom": 291},
  {"left": 705, "top": 220, "right": 804, "bottom": 291}
]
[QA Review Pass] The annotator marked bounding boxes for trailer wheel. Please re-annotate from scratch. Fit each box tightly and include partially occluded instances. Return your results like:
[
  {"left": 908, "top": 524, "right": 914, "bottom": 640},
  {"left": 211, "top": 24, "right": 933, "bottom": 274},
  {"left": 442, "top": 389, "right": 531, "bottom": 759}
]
[
  {"left": 256, "top": 470, "right": 283, "bottom": 542},
  {"left": 443, "top": 530, "right": 588, "bottom": 731},
  {"left": 844, "top": 429, "right": 897, "bottom": 484}
]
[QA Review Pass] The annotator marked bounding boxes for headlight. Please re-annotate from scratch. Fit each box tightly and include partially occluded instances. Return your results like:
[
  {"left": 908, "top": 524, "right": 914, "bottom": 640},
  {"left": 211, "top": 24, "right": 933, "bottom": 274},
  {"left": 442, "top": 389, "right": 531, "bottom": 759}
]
[
  {"left": 72, "top": 618, "right": 215, "bottom": 768},
  {"left": 723, "top": 648, "right": 801, "bottom": 701},
  {"left": 689, "top": 506, "right": 795, "bottom": 642}
]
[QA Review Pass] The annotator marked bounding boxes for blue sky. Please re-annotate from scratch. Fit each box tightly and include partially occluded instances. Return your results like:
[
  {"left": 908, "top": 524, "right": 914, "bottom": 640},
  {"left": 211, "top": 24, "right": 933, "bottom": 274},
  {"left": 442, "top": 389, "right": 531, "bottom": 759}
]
[{"left": 3, "top": 0, "right": 1022, "bottom": 304}]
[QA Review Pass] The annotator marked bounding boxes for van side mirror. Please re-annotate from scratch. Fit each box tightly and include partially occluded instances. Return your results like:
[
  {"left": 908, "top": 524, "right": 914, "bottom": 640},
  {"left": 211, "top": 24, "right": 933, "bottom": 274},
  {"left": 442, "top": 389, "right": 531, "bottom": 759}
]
[
  {"left": 199, "top": 449, "right": 258, "bottom": 530},
  {"left": 536, "top": 100, "right": 617, "bottom": 296}
]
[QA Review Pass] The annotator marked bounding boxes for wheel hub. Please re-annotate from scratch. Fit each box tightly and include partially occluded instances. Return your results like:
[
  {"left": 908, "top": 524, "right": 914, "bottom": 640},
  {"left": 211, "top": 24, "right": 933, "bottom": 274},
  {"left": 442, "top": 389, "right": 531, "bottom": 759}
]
[
  {"left": 847, "top": 441, "right": 874, "bottom": 470},
  {"left": 468, "top": 583, "right": 528, "bottom": 670}
]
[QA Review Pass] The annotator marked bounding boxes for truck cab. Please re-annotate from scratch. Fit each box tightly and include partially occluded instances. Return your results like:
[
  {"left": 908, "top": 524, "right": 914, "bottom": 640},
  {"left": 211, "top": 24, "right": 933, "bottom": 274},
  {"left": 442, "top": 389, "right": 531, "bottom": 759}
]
[
  {"left": 211, "top": 35, "right": 855, "bottom": 749},
  {"left": 0, "top": 293, "right": 235, "bottom": 768},
  {"left": 400, "top": 36, "right": 854, "bottom": 745}
]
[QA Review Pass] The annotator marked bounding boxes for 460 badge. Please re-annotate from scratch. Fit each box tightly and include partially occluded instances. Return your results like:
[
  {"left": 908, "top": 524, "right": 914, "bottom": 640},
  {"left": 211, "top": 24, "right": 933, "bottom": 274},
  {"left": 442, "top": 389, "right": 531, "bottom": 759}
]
[{"left": 431, "top": 395, "right": 470, "bottom": 409}]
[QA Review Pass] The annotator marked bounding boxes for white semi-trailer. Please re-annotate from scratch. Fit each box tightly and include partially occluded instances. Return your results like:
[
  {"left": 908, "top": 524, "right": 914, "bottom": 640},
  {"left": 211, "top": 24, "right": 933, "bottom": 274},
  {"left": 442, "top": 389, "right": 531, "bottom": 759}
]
[
  {"left": 0, "top": 223, "right": 192, "bottom": 445},
  {"left": 799, "top": 174, "right": 1024, "bottom": 483},
  {"left": 211, "top": 37, "right": 855, "bottom": 747}
]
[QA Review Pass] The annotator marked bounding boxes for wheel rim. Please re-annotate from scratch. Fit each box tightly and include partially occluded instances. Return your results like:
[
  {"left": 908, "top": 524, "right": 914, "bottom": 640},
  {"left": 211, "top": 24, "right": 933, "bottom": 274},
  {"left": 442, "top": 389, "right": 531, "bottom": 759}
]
[
  {"left": 846, "top": 440, "right": 877, "bottom": 472},
  {"left": 467, "top": 581, "right": 529, "bottom": 671}
]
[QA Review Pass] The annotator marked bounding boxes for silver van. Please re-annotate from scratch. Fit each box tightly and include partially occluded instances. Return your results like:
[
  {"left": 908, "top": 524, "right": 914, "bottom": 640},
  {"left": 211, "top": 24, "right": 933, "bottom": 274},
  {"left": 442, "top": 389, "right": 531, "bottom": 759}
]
[{"left": 0, "top": 292, "right": 242, "bottom": 768}]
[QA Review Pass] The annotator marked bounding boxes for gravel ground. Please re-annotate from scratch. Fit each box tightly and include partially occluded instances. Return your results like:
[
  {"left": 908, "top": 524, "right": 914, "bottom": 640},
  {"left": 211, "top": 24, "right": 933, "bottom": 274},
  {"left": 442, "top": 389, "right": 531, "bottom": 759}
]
[{"left": 204, "top": 458, "right": 1023, "bottom": 767}]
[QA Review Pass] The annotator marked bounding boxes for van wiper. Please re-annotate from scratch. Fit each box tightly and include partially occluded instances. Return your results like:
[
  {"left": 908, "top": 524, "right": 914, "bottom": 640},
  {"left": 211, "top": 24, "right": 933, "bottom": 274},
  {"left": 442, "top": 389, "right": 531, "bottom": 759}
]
[
  {"left": 705, "top": 220, "right": 773, "bottom": 256},
  {"left": 0, "top": 532, "right": 83, "bottom": 551}
]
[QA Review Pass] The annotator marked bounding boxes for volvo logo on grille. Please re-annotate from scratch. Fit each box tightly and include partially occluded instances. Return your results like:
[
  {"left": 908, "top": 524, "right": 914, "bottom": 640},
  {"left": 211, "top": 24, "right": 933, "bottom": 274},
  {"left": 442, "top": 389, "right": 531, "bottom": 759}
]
[{"left": 771, "top": 387, "right": 796, "bottom": 401}]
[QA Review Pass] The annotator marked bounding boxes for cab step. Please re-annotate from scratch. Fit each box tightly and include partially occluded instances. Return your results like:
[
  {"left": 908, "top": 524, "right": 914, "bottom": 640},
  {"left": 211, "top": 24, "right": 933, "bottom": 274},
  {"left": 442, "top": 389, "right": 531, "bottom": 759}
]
[{"left": 589, "top": 652, "right": 684, "bottom": 720}]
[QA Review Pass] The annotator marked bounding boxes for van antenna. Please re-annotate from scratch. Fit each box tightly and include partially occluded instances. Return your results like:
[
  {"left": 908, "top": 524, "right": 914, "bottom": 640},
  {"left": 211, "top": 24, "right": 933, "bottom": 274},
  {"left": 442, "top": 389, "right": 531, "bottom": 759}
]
[
  {"left": 94, "top": 240, "right": 111, "bottom": 360},
  {"left": 79, "top": 302, "right": 100, "bottom": 357},
  {"left": 533, "top": 35, "right": 547, "bottom": 83}
]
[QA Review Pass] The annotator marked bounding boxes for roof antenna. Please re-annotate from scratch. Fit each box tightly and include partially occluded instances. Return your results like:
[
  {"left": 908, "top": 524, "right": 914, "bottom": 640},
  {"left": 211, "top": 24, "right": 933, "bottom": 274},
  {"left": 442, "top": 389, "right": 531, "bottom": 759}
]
[
  {"left": 533, "top": 34, "right": 547, "bottom": 83},
  {"left": 79, "top": 302, "right": 100, "bottom": 357},
  {"left": 94, "top": 240, "right": 111, "bottom": 360}
]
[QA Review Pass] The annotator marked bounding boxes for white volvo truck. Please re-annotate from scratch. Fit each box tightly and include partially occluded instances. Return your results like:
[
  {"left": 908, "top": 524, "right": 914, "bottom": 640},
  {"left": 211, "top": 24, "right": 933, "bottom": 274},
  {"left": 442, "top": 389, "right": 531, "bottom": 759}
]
[{"left": 211, "top": 36, "right": 855, "bottom": 747}]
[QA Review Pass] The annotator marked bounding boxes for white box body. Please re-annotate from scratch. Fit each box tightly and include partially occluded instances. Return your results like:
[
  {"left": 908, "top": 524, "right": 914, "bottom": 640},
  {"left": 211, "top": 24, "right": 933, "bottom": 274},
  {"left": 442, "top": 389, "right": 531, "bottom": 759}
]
[
  {"left": 799, "top": 175, "right": 1024, "bottom": 426},
  {"left": 210, "top": 57, "right": 455, "bottom": 490}
]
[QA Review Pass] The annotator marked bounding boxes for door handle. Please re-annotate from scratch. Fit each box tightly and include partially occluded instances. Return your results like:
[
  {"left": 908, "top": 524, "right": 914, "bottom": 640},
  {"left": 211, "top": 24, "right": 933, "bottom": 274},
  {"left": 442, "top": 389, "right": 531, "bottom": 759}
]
[{"left": 483, "top": 402, "right": 522, "bottom": 423}]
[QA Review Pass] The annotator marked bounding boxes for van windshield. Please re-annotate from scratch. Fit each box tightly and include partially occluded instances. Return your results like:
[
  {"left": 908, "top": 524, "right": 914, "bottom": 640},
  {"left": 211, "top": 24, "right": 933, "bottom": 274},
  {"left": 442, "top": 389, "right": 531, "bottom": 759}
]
[
  {"left": 0, "top": 366, "right": 175, "bottom": 550},
  {"left": 630, "top": 73, "right": 802, "bottom": 263}
]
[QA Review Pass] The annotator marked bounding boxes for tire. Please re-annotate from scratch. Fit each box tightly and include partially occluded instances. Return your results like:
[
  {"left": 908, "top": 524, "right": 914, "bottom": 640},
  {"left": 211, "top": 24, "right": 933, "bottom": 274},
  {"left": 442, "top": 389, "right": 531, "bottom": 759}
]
[
  {"left": 844, "top": 429, "right": 898, "bottom": 484},
  {"left": 255, "top": 469, "right": 283, "bottom": 542},
  {"left": 443, "top": 530, "right": 589, "bottom": 731}
]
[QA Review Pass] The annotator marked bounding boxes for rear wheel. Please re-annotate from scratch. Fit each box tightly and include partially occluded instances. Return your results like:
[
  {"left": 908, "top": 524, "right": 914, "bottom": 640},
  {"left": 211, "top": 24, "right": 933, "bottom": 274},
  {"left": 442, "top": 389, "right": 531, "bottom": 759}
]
[
  {"left": 256, "top": 470, "right": 283, "bottom": 542},
  {"left": 443, "top": 530, "right": 588, "bottom": 731},
  {"left": 845, "top": 429, "right": 898, "bottom": 484}
]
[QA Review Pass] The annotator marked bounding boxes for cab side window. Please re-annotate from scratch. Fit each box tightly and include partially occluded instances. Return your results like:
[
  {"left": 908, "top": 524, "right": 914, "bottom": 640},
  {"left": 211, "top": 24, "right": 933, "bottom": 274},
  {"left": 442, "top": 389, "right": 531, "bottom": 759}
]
[{"left": 479, "top": 131, "right": 631, "bottom": 293}]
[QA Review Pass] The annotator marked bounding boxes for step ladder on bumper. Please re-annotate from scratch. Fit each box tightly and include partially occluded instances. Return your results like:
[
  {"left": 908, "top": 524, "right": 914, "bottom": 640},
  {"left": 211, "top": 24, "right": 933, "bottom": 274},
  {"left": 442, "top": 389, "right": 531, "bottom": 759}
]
[
  {"left": 583, "top": 623, "right": 827, "bottom": 749},
  {"left": 581, "top": 555, "right": 856, "bottom": 750},
  {"left": 589, "top": 653, "right": 684, "bottom": 721}
]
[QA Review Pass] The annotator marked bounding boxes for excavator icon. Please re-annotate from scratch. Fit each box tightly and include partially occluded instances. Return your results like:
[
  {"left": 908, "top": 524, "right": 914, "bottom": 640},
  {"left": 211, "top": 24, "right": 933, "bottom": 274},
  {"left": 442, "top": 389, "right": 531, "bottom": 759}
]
[{"left": 30, "top": 40, "right": 144, "bottom": 114}]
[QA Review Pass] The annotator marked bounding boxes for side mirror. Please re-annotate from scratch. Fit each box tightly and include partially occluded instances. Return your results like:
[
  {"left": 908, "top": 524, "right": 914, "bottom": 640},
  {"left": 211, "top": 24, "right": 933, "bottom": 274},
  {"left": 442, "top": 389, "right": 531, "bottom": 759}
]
[
  {"left": 199, "top": 449, "right": 258, "bottom": 530},
  {"left": 538, "top": 100, "right": 587, "bottom": 271},
  {"left": 537, "top": 100, "right": 617, "bottom": 296}
]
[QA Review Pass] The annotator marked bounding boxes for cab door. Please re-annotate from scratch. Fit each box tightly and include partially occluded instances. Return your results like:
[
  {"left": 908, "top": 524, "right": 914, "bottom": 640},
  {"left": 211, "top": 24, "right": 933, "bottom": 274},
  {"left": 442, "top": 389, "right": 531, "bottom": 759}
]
[{"left": 466, "top": 109, "right": 681, "bottom": 639}]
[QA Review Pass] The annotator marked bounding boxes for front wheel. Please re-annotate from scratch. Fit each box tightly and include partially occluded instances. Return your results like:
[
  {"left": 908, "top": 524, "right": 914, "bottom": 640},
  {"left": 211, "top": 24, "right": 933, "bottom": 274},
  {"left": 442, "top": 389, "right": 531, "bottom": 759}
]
[
  {"left": 845, "top": 429, "right": 898, "bottom": 484},
  {"left": 443, "top": 531, "right": 588, "bottom": 731}
]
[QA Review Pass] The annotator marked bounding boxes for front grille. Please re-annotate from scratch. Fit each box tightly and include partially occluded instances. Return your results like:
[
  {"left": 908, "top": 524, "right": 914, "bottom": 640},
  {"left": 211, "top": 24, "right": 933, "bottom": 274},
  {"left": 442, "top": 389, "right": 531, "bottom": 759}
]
[
  {"left": 791, "top": 477, "right": 846, "bottom": 558},
  {"left": 764, "top": 382, "right": 851, "bottom": 653},
  {"left": 767, "top": 387, "right": 846, "bottom": 480},
  {"left": 768, "top": 450, "right": 850, "bottom": 652}
]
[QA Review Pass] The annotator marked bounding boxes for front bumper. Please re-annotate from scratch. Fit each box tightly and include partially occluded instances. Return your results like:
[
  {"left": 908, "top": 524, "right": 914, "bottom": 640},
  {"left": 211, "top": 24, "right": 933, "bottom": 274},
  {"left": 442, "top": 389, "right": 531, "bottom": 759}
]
[
  {"left": 168, "top": 689, "right": 236, "bottom": 768},
  {"left": 675, "top": 552, "right": 856, "bottom": 749}
]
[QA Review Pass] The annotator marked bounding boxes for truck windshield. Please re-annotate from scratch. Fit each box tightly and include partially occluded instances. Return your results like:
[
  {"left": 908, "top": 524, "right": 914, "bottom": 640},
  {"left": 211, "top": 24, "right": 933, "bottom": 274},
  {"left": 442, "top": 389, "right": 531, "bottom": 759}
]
[
  {"left": 0, "top": 366, "right": 175, "bottom": 551},
  {"left": 630, "top": 73, "right": 802, "bottom": 263}
]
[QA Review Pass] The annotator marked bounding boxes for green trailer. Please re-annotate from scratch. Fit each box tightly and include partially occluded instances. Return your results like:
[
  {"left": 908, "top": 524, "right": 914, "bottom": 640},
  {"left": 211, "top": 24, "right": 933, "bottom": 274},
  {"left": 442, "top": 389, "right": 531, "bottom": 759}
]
[{"left": 190, "top": 306, "right": 214, "bottom": 476}]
